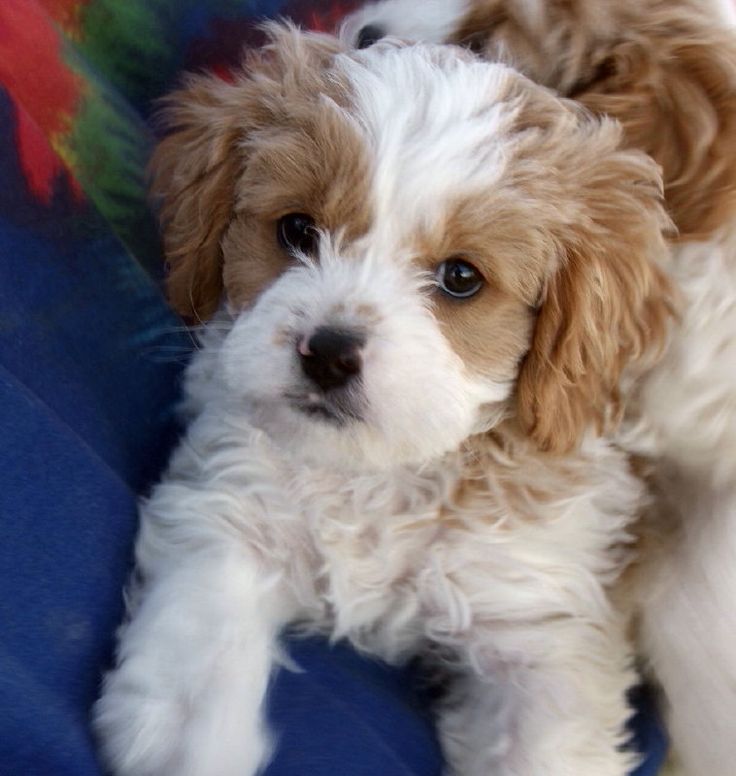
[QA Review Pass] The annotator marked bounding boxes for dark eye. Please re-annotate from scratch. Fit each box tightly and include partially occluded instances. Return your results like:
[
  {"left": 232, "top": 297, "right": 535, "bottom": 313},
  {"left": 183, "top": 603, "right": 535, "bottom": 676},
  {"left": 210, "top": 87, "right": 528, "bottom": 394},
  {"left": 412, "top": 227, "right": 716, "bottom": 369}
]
[
  {"left": 357, "top": 24, "right": 385, "bottom": 49},
  {"left": 277, "top": 213, "right": 318, "bottom": 256},
  {"left": 435, "top": 259, "right": 484, "bottom": 299}
]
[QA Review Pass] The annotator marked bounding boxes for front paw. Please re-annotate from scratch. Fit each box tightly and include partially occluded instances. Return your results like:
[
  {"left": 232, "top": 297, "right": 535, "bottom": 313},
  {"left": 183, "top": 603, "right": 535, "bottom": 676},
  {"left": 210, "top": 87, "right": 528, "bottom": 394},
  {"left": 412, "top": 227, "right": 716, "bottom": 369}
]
[{"left": 93, "top": 668, "right": 271, "bottom": 776}]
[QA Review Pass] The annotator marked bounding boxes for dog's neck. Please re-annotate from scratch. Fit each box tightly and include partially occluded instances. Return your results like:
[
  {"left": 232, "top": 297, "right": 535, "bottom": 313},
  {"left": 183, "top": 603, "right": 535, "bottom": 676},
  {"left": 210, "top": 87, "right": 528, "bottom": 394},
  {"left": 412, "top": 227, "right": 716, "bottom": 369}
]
[{"left": 179, "top": 399, "right": 596, "bottom": 511}]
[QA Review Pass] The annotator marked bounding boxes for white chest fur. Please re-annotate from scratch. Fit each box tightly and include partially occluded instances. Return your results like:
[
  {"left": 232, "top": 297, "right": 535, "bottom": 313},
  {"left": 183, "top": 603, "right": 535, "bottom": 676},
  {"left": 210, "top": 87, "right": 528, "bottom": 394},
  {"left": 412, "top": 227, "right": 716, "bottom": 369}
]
[{"left": 137, "top": 399, "right": 642, "bottom": 666}]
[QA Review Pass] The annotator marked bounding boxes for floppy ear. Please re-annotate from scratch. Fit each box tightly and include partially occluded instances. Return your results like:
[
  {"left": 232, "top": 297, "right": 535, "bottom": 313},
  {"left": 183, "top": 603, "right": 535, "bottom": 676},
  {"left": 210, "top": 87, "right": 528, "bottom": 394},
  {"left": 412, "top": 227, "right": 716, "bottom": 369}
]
[
  {"left": 150, "top": 74, "right": 244, "bottom": 320},
  {"left": 517, "top": 126, "right": 676, "bottom": 453},
  {"left": 150, "top": 23, "right": 344, "bottom": 320},
  {"left": 576, "top": 21, "right": 736, "bottom": 240}
]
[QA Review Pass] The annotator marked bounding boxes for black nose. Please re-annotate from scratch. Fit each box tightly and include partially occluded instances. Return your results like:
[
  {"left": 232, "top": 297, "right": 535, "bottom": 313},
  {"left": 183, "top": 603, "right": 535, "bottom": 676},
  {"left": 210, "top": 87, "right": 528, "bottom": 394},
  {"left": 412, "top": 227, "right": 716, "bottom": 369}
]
[
  {"left": 299, "top": 327, "right": 364, "bottom": 391},
  {"left": 357, "top": 24, "right": 385, "bottom": 49}
]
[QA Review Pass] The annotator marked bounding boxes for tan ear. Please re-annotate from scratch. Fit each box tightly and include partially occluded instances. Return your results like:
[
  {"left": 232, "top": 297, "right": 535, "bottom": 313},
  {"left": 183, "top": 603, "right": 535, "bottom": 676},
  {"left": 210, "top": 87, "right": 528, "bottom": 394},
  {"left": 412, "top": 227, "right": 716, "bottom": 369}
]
[
  {"left": 150, "top": 23, "right": 345, "bottom": 320},
  {"left": 149, "top": 74, "right": 244, "bottom": 320},
  {"left": 577, "top": 22, "right": 736, "bottom": 240},
  {"left": 517, "top": 140, "right": 676, "bottom": 453}
]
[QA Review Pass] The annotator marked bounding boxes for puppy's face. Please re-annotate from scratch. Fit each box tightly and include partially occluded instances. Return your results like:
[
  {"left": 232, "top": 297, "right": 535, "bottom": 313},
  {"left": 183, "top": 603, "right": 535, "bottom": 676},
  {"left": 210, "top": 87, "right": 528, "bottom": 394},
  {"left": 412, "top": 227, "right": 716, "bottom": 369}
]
[{"left": 153, "top": 26, "right": 672, "bottom": 467}]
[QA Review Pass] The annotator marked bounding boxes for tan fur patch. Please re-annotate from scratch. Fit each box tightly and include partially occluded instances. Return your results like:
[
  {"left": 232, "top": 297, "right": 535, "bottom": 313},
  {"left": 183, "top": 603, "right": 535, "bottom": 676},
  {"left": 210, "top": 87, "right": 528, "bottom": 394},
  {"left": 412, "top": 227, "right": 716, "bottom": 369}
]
[
  {"left": 224, "top": 97, "right": 373, "bottom": 310},
  {"left": 433, "top": 291, "right": 536, "bottom": 383},
  {"left": 412, "top": 192, "right": 547, "bottom": 381},
  {"left": 578, "top": 24, "right": 736, "bottom": 239},
  {"left": 451, "top": 0, "right": 736, "bottom": 240},
  {"left": 150, "top": 76, "right": 245, "bottom": 320}
]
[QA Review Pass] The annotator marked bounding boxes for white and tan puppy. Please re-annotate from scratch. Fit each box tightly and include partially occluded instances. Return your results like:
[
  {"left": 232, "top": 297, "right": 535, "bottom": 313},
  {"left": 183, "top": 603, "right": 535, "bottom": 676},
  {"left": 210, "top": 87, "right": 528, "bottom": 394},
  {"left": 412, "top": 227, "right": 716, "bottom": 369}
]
[
  {"left": 93, "top": 26, "right": 675, "bottom": 776},
  {"left": 343, "top": 2, "right": 736, "bottom": 774}
]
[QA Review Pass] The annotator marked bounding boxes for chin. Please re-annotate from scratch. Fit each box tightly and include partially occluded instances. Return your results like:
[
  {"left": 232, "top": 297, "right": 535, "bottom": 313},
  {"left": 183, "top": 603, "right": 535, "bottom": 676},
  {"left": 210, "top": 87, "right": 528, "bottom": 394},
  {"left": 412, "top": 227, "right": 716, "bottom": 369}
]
[{"left": 93, "top": 24, "right": 678, "bottom": 776}]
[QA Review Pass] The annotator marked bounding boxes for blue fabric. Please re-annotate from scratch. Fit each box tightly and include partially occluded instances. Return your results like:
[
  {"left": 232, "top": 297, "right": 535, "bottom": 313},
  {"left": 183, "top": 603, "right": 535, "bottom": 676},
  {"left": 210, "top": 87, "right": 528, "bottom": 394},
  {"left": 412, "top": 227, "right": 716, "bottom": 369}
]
[
  {"left": 267, "top": 641, "right": 441, "bottom": 776},
  {"left": 0, "top": 3, "right": 667, "bottom": 774},
  {"left": 629, "top": 686, "right": 669, "bottom": 776}
]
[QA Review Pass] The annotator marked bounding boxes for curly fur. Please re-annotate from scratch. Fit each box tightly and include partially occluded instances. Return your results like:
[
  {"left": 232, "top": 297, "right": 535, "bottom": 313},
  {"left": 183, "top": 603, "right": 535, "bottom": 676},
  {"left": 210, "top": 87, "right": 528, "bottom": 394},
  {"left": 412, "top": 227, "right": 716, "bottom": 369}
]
[{"left": 94, "top": 26, "right": 675, "bottom": 776}]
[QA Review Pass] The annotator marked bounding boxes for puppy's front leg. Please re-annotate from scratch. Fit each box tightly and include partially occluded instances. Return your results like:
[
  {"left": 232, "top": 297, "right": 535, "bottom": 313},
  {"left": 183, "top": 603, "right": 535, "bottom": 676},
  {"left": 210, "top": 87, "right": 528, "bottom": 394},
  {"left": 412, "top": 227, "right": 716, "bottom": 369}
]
[
  {"left": 94, "top": 550, "right": 296, "bottom": 776},
  {"left": 437, "top": 626, "right": 638, "bottom": 776}
]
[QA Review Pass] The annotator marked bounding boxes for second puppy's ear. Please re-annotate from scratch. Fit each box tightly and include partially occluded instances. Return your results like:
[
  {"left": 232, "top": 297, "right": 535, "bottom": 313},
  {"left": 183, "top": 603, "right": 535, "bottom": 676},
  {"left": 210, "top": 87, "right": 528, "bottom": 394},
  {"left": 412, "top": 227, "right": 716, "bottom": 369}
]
[
  {"left": 578, "top": 21, "right": 736, "bottom": 240},
  {"left": 150, "top": 23, "right": 345, "bottom": 321}
]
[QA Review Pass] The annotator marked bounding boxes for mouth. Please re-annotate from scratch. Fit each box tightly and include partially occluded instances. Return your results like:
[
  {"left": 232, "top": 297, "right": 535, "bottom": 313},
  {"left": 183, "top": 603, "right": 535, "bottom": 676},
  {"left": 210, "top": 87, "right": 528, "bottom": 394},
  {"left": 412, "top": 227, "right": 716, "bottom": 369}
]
[{"left": 285, "top": 391, "right": 363, "bottom": 426}]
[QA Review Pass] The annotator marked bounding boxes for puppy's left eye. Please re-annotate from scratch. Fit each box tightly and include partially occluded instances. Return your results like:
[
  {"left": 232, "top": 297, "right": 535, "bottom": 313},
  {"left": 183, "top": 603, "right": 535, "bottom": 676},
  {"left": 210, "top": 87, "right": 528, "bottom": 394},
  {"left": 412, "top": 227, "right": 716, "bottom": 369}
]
[
  {"left": 278, "top": 213, "right": 318, "bottom": 257},
  {"left": 435, "top": 259, "right": 484, "bottom": 299}
]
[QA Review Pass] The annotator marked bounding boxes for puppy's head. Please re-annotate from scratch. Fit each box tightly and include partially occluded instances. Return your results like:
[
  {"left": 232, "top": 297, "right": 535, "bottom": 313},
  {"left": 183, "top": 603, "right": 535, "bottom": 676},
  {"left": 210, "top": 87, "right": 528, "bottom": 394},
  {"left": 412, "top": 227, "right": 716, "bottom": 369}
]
[
  {"left": 345, "top": 0, "right": 736, "bottom": 240},
  {"left": 152, "top": 25, "right": 672, "bottom": 467}
]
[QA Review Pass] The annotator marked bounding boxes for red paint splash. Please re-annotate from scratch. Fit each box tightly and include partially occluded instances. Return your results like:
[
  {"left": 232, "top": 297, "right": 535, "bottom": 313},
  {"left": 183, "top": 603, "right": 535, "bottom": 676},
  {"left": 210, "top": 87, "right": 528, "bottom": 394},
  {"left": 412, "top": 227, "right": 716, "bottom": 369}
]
[
  {"left": 14, "top": 103, "right": 82, "bottom": 203},
  {"left": 0, "top": 0, "right": 85, "bottom": 202}
]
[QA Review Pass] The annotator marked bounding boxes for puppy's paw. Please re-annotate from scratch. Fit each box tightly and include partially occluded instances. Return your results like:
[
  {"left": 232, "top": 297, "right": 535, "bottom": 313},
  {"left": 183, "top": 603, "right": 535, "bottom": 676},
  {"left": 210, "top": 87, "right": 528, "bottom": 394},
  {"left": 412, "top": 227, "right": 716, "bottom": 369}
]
[
  {"left": 93, "top": 680, "right": 181, "bottom": 776},
  {"left": 93, "top": 668, "right": 271, "bottom": 776}
]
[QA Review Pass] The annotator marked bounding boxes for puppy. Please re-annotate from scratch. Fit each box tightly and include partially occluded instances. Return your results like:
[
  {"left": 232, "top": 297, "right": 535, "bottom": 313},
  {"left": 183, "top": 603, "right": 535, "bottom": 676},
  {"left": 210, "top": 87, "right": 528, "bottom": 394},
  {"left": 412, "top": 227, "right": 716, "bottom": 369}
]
[
  {"left": 93, "top": 26, "right": 674, "bottom": 776},
  {"left": 342, "top": 1, "right": 736, "bottom": 773}
]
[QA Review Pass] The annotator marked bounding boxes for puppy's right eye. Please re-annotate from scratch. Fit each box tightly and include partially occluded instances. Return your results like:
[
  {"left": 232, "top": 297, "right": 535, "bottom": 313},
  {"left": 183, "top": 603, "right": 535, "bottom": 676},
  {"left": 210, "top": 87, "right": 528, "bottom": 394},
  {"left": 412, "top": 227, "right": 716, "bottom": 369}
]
[
  {"left": 277, "top": 213, "right": 318, "bottom": 257},
  {"left": 435, "top": 258, "right": 484, "bottom": 299}
]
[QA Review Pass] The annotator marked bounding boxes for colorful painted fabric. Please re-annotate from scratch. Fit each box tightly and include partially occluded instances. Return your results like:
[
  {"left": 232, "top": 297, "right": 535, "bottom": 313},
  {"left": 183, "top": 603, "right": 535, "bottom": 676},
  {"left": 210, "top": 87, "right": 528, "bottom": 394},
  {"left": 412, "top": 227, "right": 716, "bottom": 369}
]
[{"left": 0, "top": 2, "right": 666, "bottom": 774}]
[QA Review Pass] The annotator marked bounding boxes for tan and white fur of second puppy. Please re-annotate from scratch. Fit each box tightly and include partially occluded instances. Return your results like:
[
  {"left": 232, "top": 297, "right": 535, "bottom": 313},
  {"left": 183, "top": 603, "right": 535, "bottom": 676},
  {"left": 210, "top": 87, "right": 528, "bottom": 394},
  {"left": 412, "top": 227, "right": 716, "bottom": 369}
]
[
  {"left": 342, "top": 1, "right": 736, "bottom": 774},
  {"left": 92, "top": 25, "right": 675, "bottom": 776}
]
